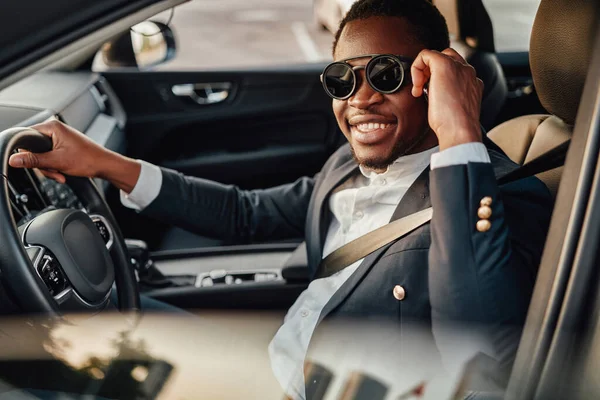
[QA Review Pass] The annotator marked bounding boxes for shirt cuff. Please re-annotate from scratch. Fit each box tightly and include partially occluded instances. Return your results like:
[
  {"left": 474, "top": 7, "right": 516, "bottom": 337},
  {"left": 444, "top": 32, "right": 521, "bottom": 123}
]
[
  {"left": 119, "top": 160, "right": 162, "bottom": 211},
  {"left": 430, "top": 142, "right": 491, "bottom": 170}
]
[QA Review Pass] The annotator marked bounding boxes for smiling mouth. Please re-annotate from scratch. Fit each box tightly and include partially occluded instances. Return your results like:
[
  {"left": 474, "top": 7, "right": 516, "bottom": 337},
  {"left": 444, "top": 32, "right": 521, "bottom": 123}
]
[{"left": 349, "top": 122, "right": 397, "bottom": 145}]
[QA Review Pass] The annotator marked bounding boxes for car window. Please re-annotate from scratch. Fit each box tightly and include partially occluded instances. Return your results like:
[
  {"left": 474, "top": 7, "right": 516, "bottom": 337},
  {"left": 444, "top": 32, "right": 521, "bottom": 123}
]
[
  {"left": 93, "top": 0, "right": 334, "bottom": 71},
  {"left": 482, "top": 0, "right": 541, "bottom": 52},
  {"left": 93, "top": 0, "right": 543, "bottom": 72}
]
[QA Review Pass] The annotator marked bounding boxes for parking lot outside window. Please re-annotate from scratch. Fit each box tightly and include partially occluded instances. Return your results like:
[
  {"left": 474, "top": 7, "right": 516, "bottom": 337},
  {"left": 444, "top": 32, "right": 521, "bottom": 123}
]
[
  {"left": 94, "top": 0, "right": 333, "bottom": 72},
  {"left": 482, "top": 0, "right": 541, "bottom": 52},
  {"left": 93, "top": 0, "right": 542, "bottom": 71}
]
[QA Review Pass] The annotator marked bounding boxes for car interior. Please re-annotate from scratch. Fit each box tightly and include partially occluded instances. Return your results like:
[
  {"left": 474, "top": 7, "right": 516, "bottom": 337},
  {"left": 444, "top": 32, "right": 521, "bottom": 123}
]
[
  {"left": 0, "top": 0, "right": 596, "bottom": 319},
  {"left": 0, "top": 0, "right": 597, "bottom": 398},
  {"left": 0, "top": 0, "right": 581, "bottom": 315}
]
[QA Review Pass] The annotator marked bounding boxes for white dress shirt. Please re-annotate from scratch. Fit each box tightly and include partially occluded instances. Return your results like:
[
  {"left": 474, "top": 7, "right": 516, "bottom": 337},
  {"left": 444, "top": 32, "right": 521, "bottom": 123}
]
[{"left": 120, "top": 142, "right": 491, "bottom": 399}]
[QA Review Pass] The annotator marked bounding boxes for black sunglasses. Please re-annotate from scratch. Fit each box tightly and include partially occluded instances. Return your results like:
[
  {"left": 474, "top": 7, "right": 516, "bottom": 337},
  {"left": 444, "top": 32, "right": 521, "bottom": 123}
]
[{"left": 320, "top": 54, "right": 414, "bottom": 100}]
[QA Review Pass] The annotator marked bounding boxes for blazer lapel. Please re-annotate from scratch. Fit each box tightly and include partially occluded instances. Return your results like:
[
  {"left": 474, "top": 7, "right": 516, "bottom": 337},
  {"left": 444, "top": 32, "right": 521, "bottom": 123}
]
[
  {"left": 312, "top": 141, "right": 515, "bottom": 326},
  {"left": 307, "top": 160, "right": 358, "bottom": 275},
  {"left": 388, "top": 167, "right": 431, "bottom": 221},
  {"left": 317, "top": 167, "right": 432, "bottom": 324}
]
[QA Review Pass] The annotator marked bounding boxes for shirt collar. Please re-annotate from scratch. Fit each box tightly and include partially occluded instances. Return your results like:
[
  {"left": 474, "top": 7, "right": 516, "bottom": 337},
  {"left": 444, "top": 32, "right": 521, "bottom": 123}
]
[{"left": 359, "top": 145, "right": 439, "bottom": 181}]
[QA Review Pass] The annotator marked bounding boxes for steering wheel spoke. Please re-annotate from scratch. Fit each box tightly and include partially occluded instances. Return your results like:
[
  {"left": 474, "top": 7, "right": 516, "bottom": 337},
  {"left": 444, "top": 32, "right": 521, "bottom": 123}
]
[
  {"left": 90, "top": 214, "right": 114, "bottom": 250},
  {"left": 25, "top": 246, "right": 70, "bottom": 299},
  {"left": 24, "top": 234, "right": 112, "bottom": 313}
]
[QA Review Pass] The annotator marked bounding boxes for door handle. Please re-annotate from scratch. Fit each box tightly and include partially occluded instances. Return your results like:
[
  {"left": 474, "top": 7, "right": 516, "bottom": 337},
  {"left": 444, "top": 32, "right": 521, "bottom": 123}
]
[{"left": 171, "top": 82, "right": 232, "bottom": 105}]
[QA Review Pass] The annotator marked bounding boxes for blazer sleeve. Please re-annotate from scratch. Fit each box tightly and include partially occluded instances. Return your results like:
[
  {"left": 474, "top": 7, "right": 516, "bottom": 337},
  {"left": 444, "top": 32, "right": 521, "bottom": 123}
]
[
  {"left": 140, "top": 167, "right": 316, "bottom": 244},
  {"left": 428, "top": 162, "right": 553, "bottom": 374}
]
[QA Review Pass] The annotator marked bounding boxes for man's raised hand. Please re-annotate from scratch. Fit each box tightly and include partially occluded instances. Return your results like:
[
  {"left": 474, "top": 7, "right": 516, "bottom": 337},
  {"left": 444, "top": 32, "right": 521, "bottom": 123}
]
[{"left": 411, "top": 48, "right": 484, "bottom": 150}]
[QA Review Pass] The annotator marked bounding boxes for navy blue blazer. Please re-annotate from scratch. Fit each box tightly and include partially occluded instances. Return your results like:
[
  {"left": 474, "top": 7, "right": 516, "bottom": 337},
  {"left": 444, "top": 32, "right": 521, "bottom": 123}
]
[{"left": 142, "top": 140, "right": 553, "bottom": 375}]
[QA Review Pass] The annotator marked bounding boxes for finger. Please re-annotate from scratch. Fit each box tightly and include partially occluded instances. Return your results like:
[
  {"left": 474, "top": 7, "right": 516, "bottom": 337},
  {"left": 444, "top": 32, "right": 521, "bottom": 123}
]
[
  {"left": 30, "top": 120, "right": 61, "bottom": 137},
  {"left": 8, "top": 150, "right": 54, "bottom": 170},
  {"left": 411, "top": 50, "right": 436, "bottom": 97},
  {"left": 441, "top": 48, "right": 468, "bottom": 65},
  {"left": 29, "top": 120, "right": 66, "bottom": 147},
  {"left": 39, "top": 169, "right": 66, "bottom": 184}
]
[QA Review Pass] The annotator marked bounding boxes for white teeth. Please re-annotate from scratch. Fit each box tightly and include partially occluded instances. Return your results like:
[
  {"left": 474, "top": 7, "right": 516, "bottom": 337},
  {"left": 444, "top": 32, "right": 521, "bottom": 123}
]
[{"left": 355, "top": 123, "right": 391, "bottom": 132}]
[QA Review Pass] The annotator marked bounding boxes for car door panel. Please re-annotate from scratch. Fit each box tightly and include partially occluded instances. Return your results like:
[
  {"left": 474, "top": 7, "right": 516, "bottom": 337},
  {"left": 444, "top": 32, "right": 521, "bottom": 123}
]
[
  {"left": 101, "top": 66, "right": 339, "bottom": 249},
  {"left": 102, "top": 66, "right": 340, "bottom": 189}
]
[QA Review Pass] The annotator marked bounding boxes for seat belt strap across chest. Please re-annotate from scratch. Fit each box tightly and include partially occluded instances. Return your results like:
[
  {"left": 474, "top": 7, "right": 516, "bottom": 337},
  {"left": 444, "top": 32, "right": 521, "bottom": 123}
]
[
  {"left": 315, "top": 139, "right": 571, "bottom": 279},
  {"left": 316, "top": 207, "right": 433, "bottom": 279}
]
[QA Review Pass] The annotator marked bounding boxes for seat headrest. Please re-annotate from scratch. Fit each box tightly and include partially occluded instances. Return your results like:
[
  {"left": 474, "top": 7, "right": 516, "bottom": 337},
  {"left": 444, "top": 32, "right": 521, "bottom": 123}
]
[
  {"left": 434, "top": 0, "right": 495, "bottom": 53},
  {"left": 530, "top": 0, "right": 599, "bottom": 125},
  {"left": 456, "top": 0, "right": 495, "bottom": 53}
]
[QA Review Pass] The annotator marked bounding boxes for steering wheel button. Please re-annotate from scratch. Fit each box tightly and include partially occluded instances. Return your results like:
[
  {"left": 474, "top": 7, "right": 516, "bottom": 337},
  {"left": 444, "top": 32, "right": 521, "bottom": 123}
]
[
  {"left": 38, "top": 255, "right": 67, "bottom": 296},
  {"left": 94, "top": 221, "right": 110, "bottom": 244}
]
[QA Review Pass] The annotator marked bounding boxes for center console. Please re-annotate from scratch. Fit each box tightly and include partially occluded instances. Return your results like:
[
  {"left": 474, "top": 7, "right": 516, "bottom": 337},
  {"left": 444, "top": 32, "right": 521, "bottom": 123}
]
[{"left": 126, "top": 241, "right": 310, "bottom": 311}]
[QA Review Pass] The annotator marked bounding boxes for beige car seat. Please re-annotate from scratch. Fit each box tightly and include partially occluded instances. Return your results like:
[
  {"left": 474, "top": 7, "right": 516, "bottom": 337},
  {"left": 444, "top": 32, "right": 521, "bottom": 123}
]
[{"left": 487, "top": 0, "right": 599, "bottom": 197}]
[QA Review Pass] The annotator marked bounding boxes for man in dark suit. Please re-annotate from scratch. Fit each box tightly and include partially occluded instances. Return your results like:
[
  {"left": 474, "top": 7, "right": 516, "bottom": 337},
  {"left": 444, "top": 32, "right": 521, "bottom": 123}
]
[{"left": 9, "top": 0, "right": 553, "bottom": 397}]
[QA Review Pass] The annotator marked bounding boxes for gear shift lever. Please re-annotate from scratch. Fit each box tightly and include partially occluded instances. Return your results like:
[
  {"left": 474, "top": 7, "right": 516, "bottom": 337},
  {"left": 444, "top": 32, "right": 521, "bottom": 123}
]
[
  {"left": 125, "top": 239, "right": 172, "bottom": 288},
  {"left": 125, "top": 238, "right": 150, "bottom": 272}
]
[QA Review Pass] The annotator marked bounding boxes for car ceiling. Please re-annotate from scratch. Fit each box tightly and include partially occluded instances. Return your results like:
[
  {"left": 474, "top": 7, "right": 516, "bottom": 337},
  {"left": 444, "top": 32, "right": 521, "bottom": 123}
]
[{"left": 0, "top": 0, "right": 184, "bottom": 86}]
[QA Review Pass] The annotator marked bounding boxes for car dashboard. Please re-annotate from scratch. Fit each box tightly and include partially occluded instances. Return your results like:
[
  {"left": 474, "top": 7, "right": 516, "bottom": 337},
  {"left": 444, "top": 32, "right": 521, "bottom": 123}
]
[{"left": 0, "top": 71, "right": 125, "bottom": 223}]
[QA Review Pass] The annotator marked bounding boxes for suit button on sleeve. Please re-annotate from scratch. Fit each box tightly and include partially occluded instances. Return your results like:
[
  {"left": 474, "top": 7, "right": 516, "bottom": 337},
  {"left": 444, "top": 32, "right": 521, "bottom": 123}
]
[
  {"left": 477, "top": 205, "right": 492, "bottom": 219},
  {"left": 393, "top": 285, "right": 406, "bottom": 301},
  {"left": 476, "top": 219, "right": 492, "bottom": 232},
  {"left": 480, "top": 196, "right": 493, "bottom": 207}
]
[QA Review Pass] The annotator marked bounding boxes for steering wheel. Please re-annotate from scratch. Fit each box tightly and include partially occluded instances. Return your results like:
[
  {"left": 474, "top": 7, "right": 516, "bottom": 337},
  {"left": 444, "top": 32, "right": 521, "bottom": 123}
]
[{"left": 0, "top": 128, "right": 140, "bottom": 315}]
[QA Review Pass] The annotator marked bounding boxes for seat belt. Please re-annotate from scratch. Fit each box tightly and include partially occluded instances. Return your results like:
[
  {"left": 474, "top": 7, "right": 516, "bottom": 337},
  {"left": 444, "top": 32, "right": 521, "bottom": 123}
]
[
  {"left": 316, "top": 139, "right": 571, "bottom": 279},
  {"left": 316, "top": 207, "right": 433, "bottom": 279},
  {"left": 497, "top": 139, "right": 570, "bottom": 185}
]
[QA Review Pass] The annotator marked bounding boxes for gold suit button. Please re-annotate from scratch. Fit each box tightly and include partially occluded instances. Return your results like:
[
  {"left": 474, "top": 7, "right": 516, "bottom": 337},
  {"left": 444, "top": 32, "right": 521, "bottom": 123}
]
[
  {"left": 476, "top": 219, "right": 492, "bottom": 232},
  {"left": 477, "top": 206, "right": 492, "bottom": 219},
  {"left": 393, "top": 285, "right": 406, "bottom": 301},
  {"left": 480, "top": 196, "right": 493, "bottom": 207}
]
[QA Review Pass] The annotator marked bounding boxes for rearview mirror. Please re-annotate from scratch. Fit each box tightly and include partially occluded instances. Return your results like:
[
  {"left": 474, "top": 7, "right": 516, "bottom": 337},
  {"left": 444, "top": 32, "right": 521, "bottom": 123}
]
[{"left": 100, "top": 21, "right": 176, "bottom": 69}]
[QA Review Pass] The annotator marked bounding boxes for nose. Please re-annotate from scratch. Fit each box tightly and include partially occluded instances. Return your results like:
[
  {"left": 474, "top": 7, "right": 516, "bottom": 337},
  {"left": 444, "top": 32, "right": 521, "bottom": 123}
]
[{"left": 347, "top": 70, "right": 384, "bottom": 109}]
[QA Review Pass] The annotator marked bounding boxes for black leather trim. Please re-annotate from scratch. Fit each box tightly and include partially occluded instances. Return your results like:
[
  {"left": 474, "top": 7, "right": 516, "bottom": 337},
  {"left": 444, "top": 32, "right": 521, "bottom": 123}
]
[
  {"left": 469, "top": 52, "right": 507, "bottom": 131},
  {"left": 0, "top": 129, "right": 59, "bottom": 313}
]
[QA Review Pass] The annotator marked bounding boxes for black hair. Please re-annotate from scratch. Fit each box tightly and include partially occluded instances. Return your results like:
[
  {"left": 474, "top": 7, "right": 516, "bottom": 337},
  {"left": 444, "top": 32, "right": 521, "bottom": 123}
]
[{"left": 332, "top": 0, "right": 450, "bottom": 55}]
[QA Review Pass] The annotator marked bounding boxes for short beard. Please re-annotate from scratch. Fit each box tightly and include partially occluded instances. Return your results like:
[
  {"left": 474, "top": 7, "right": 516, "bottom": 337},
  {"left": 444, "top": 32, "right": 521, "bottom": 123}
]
[
  {"left": 351, "top": 139, "right": 407, "bottom": 172},
  {"left": 351, "top": 128, "right": 433, "bottom": 171}
]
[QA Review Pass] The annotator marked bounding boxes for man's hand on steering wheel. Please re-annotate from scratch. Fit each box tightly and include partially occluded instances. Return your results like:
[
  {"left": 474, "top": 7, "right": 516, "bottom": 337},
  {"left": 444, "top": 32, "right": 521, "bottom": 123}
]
[{"left": 9, "top": 120, "right": 142, "bottom": 194}]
